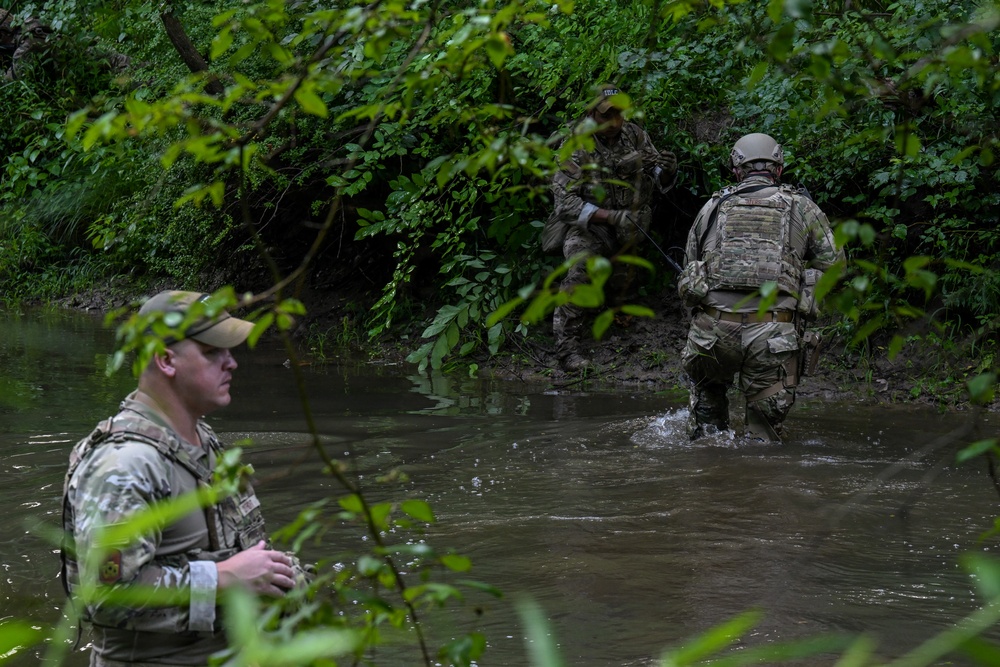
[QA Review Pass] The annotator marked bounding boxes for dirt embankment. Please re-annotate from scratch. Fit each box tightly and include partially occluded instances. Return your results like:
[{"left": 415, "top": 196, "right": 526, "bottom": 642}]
[{"left": 60, "top": 279, "right": 985, "bottom": 413}]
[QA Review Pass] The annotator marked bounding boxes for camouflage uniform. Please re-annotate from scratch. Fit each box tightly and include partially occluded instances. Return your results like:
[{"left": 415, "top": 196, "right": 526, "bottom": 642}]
[
  {"left": 62, "top": 393, "right": 267, "bottom": 665},
  {"left": 550, "top": 121, "right": 675, "bottom": 361},
  {"left": 679, "top": 174, "right": 842, "bottom": 438}
]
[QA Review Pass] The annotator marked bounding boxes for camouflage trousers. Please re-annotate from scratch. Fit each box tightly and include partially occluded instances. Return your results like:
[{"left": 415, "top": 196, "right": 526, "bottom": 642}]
[
  {"left": 680, "top": 310, "right": 800, "bottom": 438},
  {"left": 552, "top": 226, "right": 642, "bottom": 358}
]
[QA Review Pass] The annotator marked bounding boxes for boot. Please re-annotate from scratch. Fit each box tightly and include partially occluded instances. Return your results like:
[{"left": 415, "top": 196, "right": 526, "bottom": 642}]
[
  {"left": 745, "top": 405, "right": 782, "bottom": 442},
  {"left": 562, "top": 352, "right": 592, "bottom": 372}
]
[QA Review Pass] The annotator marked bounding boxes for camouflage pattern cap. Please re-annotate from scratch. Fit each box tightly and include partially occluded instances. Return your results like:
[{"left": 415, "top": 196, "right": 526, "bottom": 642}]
[
  {"left": 139, "top": 290, "right": 254, "bottom": 349},
  {"left": 592, "top": 83, "right": 627, "bottom": 114}
]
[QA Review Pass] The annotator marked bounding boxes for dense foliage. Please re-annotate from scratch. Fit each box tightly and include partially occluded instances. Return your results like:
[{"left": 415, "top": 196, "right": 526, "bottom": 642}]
[
  {"left": 1, "top": 0, "right": 998, "bottom": 376},
  {"left": 4, "top": 0, "right": 1000, "bottom": 664}
]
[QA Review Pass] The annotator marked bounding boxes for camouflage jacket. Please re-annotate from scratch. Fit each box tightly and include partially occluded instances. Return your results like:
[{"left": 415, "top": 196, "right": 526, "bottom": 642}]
[
  {"left": 551, "top": 121, "right": 674, "bottom": 236},
  {"left": 61, "top": 393, "right": 267, "bottom": 664},
  {"left": 683, "top": 175, "right": 842, "bottom": 312}
]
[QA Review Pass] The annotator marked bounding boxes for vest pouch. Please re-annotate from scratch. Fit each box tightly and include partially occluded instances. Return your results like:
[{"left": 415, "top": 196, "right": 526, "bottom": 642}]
[
  {"left": 797, "top": 268, "right": 822, "bottom": 320},
  {"left": 678, "top": 260, "right": 709, "bottom": 307}
]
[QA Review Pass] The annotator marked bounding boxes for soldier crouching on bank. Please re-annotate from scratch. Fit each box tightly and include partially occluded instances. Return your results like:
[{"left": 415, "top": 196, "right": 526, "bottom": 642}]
[
  {"left": 61, "top": 291, "right": 307, "bottom": 666},
  {"left": 677, "top": 133, "right": 843, "bottom": 441},
  {"left": 543, "top": 83, "right": 679, "bottom": 372}
]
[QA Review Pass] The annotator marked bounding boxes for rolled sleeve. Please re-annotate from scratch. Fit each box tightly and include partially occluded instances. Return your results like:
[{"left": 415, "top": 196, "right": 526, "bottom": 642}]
[{"left": 188, "top": 560, "right": 218, "bottom": 632}]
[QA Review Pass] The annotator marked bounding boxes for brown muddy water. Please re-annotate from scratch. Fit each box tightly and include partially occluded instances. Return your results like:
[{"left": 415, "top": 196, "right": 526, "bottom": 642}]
[{"left": 1, "top": 308, "right": 999, "bottom": 666}]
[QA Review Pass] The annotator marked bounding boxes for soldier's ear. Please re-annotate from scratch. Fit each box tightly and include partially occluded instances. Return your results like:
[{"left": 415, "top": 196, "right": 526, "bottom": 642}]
[{"left": 153, "top": 348, "right": 178, "bottom": 378}]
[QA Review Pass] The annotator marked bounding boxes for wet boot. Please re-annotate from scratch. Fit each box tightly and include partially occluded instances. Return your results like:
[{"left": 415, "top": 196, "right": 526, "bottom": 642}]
[
  {"left": 562, "top": 352, "right": 592, "bottom": 372},
  {"left": 689, "top": 385, "right": 728, "bottom": 440},
  {"left": 745, "top": 403, "right": 782, "bottom": 442}
]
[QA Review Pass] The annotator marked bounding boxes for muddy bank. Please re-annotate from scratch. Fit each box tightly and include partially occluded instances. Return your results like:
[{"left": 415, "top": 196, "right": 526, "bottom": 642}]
[
  {"left": 294, "top": 284, "right": 987, "bottom": 415},
  {"left": 56, "top": 281, "right": 985, "bottom": 413}
]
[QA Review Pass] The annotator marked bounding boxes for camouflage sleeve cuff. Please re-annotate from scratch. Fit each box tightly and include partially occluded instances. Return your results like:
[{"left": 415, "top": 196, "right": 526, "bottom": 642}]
[
  {"left": 189, "top": 560, "right": 218, "bottom": 632},
  {"left": 578, "top": 203, "right": 599, "bottom": 227}
]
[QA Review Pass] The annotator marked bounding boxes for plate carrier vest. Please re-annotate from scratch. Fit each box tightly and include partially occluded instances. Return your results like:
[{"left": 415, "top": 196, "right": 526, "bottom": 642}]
[{"left": 704, "top": 184, "right": 803, "bottom": 295}]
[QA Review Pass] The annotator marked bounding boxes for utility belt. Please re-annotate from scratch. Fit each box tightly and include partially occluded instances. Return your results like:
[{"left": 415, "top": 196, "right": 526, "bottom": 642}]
[{"left": 702, "top": 306, "right": 795, "bottom": 324}]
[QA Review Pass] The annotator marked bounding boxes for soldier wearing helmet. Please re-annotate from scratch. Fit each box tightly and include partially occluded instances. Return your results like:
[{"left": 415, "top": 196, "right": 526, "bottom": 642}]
[
  {"left": 543, "top": 83, "right": 679, "bottom": 372},
  {"left": 677, "top": 133, "right": 842, "bottom": 441}
]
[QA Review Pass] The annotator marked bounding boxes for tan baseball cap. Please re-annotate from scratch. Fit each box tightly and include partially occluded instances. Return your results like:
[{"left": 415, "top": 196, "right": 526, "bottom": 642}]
[
  {"left": 139, "top": 290, "right": 254, "bottom": 349},
  {"left": 592, "top": 83, "right": 627, "bottom": 114}
]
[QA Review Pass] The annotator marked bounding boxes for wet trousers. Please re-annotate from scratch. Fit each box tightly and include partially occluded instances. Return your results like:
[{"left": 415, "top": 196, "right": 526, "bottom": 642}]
[{"left": 680, "top": 311, "right": 800, "bottom": 438}]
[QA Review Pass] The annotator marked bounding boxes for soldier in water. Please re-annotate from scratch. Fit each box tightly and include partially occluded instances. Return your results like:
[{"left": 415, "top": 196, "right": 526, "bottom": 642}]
[
  {"left": 678, "top": 133, "right": 842, "bottom": 441},
  {"left": 62, "top": 290, "right": 301, "bottom": 665}
]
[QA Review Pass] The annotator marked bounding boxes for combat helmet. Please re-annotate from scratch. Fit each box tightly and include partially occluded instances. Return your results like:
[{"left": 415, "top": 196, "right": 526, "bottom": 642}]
[{"left": 730, "top": 133, "right": 783, "bottom": 169}]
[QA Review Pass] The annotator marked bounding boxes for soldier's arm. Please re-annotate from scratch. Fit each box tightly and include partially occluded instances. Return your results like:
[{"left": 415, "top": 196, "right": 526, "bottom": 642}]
[
  {"left": 684, "top": 201, "right": 715, "bottom": 264},
  {"left": 631, "top": 124, "right": 677, "bottom": 193},
  {"left": 71, "top": 445, "right": 220, "bottom": 634},
  {"left": 551, "top": 155, "right": 597, "bottom": 228},
  {"left": 800, "top": 198, "right": 844, "bottom": 270}
]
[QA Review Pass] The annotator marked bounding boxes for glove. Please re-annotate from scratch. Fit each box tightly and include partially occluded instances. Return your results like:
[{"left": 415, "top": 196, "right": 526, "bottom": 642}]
[
  {"left": 607, "top": 209, "right": 637, "bottom": 231},
  {"left": 655, "top": 150, "right": 678, "bottom": 180}
]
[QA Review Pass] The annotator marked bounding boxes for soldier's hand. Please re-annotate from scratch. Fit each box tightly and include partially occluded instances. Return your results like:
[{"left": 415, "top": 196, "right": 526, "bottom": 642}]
[
  {"left": 656, "top": 150, "right": 678, "bottom": 179},
  {"left": 607, "top": 209, "right": 636, "bottom": 230},
  {"left": 217, "top": 540, "right": 296, "bottom": 596}
]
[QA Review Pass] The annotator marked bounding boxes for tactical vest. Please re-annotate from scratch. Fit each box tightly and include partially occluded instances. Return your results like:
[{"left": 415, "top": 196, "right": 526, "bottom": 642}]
[
  {"left": 61, "top": 411, "right": 267, "bottom": 596},
  {"left": 704, "top": 184, "right": 803, "bottom": 295}
]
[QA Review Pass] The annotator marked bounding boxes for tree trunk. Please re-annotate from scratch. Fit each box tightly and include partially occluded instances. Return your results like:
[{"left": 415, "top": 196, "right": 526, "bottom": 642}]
[{"left": 159, "top": 10, "right": 224, "bottom": 96}]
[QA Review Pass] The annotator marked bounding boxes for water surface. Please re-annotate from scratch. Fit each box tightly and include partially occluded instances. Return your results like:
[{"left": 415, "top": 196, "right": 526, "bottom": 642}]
[{"left": 1, "top": 308, "right": 997, "bottom": 665}]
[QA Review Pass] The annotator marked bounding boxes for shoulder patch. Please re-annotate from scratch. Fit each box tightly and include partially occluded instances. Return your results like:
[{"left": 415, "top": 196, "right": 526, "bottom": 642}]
[{"left": 99, "top": 550, "right": 123, "bottom": 584}]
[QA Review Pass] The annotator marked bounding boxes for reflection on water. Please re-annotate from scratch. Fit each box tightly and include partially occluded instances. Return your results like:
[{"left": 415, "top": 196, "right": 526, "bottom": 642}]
[{"left": 1, "top": 309, "right": 999, "bottom": 665}]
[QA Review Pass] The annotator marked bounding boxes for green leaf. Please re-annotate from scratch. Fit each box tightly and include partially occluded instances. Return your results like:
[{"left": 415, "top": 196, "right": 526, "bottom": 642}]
[
  {"left": 956, "top": 438, "right": 998, "bottom": 464},
  {"left": 849, "top": 315, "right": 886, "bottom": 347},
  {"left": 570, "top": 284, "right": 604, "bottom": 308},
  {"left": 767, "top": 23, "right": 796, "bottom": 62},
  {"left": 439, "top": 633, "right": 487, "bottom": 667},
  {"left": 369, "top": 502, "right": 392, "bottom": 531},
  {"left": 65, "top": 109, "right": 89, "bottom": 140},
  {"left": 660, "top": 610, "right": 762, "bottom": 665},
  {"left": 616, "top": 254, "right": 655, "bottom": 272},
  {"left": 401, "top": 499, "right": 435, "bottom": 523},
  {"left": 210, "top": 26, "right": 233, "bottom": 60},
  {"left": 485, "top": 34, "right": 510, "bottom": 69},
  {"left": 338, "top": 494, "right": 364, "bottom": 513},
  {"left": 887, "top": 334, "right": 905, "bottom": 360},
  {"left": 895, "top": 124, "right": 921, "bottom": 158},
  {"left": 967, "top": 373, "right": 997, "bottom": 405},
  {"left": 0, "top": 621, "right": 42, "bottom": 657},
  {"left": 294, "top": 86, "right": 329, "bottom": 118},
  {"left": 486, "top": 297, "right": 524, "bottom": 327},
  {"left": 247, "top": 312, "right": 273, "bottom": 347},
  {"left": 620, "top": 304, "right": 655, "bottom": 318},
  {"left": 517, "top": 597, "right": 566, "bottom": 667},
  {"left": 593, "top": 309, "right": 614, "bottom": 339},
  {"left": 962, "top": 554, "right": 1000, "bottom": 602},
  {"left": 440, "top": 553, "right": 472, "bottom": 572},
  {"left": 747, "top": 61, "right": 768, "bottom": 89}
]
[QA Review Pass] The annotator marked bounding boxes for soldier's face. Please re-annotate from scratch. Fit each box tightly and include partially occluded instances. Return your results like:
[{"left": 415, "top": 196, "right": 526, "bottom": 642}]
[
  {"left": 168, "top": 339, "right": 238, "bottom": 415},
  {"left": 591, "top": 107, "right": 623, "bottom": 140}
]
